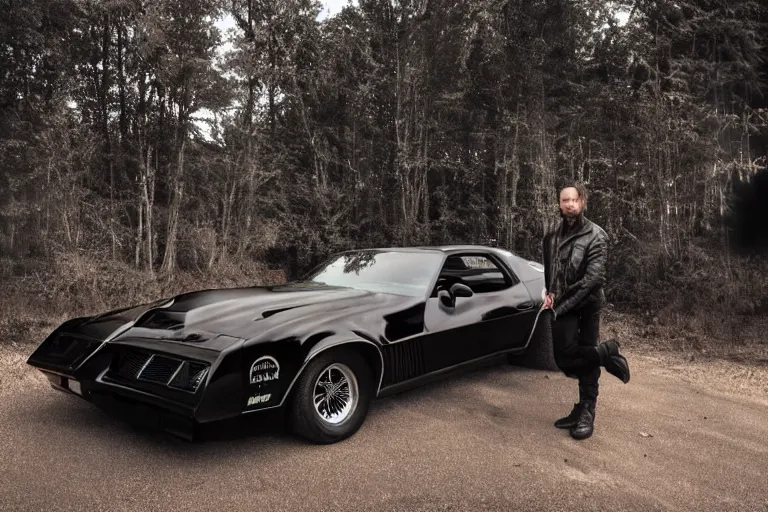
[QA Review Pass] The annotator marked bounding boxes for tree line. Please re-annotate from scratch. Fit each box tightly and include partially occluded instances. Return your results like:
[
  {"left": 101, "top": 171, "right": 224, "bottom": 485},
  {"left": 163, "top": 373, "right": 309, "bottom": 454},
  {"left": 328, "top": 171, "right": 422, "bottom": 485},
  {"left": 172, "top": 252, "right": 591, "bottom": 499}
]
[{"left": 1, "top": 0, "right": 767, "bottom": 312}]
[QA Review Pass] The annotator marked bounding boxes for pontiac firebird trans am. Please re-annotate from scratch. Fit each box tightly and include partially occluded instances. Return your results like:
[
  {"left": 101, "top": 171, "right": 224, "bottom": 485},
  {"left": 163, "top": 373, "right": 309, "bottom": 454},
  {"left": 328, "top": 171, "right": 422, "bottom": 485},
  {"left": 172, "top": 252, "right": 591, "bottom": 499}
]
[{"left": 27, "top": 246, "right": 554, "bottom": 444}]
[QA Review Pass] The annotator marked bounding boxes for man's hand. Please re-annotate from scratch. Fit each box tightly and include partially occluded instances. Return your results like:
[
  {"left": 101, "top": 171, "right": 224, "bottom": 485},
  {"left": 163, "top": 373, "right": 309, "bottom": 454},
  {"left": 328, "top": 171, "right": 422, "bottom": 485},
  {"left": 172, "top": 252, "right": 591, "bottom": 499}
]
[{"left": 543, "top": 293, "right": 555, "bottom": 310}]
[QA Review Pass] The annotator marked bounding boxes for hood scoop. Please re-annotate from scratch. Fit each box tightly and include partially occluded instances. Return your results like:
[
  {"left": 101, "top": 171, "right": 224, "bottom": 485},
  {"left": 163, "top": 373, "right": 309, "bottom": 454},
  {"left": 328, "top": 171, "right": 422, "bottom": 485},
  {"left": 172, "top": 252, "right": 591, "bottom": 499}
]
[
  {"left": 174, "top": 331, "right": 204, "bottom": 342},
  {"left": 136, "top": 309, "right": 187, "bottom": 331}
]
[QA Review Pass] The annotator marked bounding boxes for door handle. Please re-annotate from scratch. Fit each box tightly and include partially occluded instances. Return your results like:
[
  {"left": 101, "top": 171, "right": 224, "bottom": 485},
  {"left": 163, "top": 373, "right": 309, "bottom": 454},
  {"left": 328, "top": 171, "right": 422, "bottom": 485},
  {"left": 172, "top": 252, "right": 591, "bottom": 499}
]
[{"left": 515, "top": 301, "right": 534, "bottom": 311}]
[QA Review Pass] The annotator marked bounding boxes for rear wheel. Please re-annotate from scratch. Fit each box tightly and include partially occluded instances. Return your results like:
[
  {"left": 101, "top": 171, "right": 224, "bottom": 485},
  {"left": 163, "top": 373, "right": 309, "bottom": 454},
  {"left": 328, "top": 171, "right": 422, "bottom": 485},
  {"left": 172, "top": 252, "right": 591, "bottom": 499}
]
[
  {"left": 288, "top": 348, "right": 373, "bottom": 444},
  {"left": 508, "top": 311, "right": 558, "bottom": 371}
]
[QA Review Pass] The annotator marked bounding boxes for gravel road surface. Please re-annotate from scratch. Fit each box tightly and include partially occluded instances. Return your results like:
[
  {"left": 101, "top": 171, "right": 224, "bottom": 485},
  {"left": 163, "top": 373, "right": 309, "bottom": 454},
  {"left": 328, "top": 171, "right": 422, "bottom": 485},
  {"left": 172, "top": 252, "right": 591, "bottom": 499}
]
[{"left": 1, "top": 353, "right": 766, "bottom": 512}]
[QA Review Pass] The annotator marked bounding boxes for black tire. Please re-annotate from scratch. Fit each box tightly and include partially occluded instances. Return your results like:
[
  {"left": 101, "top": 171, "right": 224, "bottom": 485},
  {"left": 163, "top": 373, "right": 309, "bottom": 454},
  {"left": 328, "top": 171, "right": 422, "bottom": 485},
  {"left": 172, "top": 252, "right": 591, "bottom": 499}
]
[
  {"left": 288, "top": 348, "right": 374, "bottom": 444},
  {"left": 508, "top": 311, "right": 559, "bottom": 371}
]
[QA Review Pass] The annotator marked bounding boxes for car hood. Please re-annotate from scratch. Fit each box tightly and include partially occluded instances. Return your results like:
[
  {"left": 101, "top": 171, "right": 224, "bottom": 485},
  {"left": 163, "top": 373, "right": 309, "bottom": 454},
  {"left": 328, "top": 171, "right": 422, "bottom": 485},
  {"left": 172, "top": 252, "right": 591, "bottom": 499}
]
[{"left": 73, "top": 283, "right": 392, "bottom": 348}]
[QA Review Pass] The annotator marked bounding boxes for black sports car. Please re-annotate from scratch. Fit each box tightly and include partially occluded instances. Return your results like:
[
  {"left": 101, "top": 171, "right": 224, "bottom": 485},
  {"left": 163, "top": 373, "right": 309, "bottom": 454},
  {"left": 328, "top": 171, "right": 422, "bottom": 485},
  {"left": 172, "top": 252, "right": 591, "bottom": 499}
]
[{"left": 27, "top": 246, "right": 555, "bottom": 444}]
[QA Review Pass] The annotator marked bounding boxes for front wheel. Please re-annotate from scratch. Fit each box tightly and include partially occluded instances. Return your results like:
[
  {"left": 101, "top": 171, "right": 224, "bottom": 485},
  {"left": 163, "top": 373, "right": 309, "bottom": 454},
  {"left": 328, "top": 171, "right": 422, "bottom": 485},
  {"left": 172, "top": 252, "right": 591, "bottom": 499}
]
[{"left": 288, "top": 349, "right": 373, "bottom": 444}]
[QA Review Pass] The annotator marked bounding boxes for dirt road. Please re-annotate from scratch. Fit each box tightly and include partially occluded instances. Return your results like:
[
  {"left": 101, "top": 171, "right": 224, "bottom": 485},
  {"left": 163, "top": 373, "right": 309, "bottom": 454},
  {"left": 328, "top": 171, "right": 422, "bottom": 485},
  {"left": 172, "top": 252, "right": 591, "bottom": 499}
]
[{"left": 1, "top": 350, "right": 766, "bottom": 512}]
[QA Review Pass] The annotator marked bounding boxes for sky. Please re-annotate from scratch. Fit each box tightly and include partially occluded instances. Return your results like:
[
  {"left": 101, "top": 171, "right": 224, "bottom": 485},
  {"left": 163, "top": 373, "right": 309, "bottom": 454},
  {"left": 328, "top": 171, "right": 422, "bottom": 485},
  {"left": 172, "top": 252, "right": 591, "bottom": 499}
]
[
  {"left": 216, "top": 0, "right": 354, "bottom": 30},
  {"left": 320, "top": 0, "right": 355, "bottom": 19}
]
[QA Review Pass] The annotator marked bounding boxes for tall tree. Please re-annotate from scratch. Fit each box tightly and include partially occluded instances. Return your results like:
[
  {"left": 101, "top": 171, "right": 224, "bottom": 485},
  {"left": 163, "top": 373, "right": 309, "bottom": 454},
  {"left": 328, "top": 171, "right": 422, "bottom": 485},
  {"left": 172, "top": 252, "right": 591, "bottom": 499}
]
[{"left": 137, "top": 0, "right": 225, "bottom": 274}]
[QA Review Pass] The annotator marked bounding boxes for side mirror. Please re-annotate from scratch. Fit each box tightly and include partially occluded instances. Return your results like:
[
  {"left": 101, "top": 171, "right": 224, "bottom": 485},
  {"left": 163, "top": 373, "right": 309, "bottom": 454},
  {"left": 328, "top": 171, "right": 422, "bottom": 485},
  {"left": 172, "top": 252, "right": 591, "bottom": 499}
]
[
  {"left": 450, "top": 283, "right": 474, "bottom": 298},
  {"left": 438, "top": 289, "right": 454, "bottom": 308}
]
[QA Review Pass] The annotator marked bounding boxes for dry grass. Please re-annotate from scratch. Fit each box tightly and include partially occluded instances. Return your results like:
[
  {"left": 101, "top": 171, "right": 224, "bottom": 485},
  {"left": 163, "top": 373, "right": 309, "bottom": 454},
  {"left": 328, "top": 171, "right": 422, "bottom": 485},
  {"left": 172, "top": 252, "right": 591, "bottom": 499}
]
[
  {"left": 602, "top": 308, "right": 768, "bottom": 360},
  {"left": 607, "top": 238, "right": 768, "bottom": 351},
  {"left": 602, "top": 309, "right": 768, "bottom": 403},
  {"left": 0, "top": 252, "right": 286, "bottom": 346}
]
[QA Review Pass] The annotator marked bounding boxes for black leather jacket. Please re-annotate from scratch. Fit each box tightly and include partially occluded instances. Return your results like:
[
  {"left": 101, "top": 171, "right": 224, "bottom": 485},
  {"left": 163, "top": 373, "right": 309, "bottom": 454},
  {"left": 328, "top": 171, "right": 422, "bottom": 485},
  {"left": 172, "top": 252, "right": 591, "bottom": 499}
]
[{"left": 542, "top": 214, "right": 608, "bottom": 318}]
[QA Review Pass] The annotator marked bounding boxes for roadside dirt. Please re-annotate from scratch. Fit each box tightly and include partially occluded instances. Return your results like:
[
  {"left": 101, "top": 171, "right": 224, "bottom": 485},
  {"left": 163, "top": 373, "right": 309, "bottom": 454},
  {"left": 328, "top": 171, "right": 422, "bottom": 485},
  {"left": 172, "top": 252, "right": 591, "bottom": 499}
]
[
  {"left": 2, "top": 332, "right": 767, "bottom": 512},
  {"left": 0, "top": 340, "right": 45, "bottom": 396}
]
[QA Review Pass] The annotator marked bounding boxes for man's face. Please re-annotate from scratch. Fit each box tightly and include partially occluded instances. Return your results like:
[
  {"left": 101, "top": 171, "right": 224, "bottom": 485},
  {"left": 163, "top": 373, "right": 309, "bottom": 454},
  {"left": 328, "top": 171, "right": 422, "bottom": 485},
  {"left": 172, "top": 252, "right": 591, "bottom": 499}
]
[{"left": 559, "top": 187, "right": 584, "bottom": 219}]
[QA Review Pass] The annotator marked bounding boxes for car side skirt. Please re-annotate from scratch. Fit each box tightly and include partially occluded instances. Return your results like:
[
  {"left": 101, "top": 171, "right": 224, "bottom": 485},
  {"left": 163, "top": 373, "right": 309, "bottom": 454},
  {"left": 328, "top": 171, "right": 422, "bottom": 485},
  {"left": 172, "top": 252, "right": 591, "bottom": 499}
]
[{"left": 376, "top": 349, "right": 524, "bottom": 397}]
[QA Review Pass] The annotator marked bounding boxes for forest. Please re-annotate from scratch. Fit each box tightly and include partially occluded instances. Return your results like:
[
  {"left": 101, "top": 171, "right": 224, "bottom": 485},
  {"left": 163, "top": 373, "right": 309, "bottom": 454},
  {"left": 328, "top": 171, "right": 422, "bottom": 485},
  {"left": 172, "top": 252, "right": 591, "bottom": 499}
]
[{"left": 1, "top": 0, "right": 767, "bottom": 347}]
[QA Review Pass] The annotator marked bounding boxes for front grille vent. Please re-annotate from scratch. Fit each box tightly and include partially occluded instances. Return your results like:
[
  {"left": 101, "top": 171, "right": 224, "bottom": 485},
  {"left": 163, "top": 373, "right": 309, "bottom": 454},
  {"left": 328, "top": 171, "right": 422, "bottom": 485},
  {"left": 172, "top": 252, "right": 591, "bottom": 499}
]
[
  {"left": 137, "top": 355, "right": 182, "bottom": 384},
  {"left": 110, "top": 350, "right": 209, "bottom": 393},
  {"left": 115, "top": 351, "right": 151, "bottom": 379},
  {"left": 168, "top": 361, "right": 209, "bottom": 391}
]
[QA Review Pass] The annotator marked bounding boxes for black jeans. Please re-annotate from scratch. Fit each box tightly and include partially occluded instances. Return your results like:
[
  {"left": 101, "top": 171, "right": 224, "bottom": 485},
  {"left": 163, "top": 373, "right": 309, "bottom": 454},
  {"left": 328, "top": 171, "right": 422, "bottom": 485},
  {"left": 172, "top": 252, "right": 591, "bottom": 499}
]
[{"left": 550, "top": 299, "right": 602, "bottom": 403}]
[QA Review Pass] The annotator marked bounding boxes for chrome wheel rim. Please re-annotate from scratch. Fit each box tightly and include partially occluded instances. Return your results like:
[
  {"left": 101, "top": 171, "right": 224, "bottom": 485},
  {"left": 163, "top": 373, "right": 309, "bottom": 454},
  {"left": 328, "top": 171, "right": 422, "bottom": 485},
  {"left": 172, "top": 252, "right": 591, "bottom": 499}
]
[{"left": 313, "top": 363, "right": 358, "bottom": 426}]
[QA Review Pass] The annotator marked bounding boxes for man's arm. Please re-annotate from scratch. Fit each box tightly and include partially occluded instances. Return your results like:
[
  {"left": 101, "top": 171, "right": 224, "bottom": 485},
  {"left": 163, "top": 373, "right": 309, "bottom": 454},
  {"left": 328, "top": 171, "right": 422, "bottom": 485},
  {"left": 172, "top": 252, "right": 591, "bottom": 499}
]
[
  {"left": 542, "top": 236, "right": 549, "bottom": 293},
  {"left": 553, "top": 232, "right": 607, "bottom": 317},
  {"left": 542, "top": 233, "right": 556, "bottom": 311}
]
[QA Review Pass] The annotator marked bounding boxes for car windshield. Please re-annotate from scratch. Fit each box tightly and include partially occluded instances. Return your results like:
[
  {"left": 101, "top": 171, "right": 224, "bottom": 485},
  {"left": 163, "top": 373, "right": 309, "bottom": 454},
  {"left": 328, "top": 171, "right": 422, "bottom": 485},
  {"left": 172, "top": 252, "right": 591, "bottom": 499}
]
[{"left": 305, "top": 250, "right": 443, "bottom": 297}]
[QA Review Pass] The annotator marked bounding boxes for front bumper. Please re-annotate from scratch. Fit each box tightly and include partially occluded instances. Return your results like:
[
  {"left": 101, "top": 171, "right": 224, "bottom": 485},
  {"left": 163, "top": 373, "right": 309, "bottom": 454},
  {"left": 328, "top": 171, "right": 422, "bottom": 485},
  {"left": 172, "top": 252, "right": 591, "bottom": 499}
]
[
  {"left": 40, "top": 370, "right": 199, "bottom": 440},
  {"left": 31, "top": 340, "right": 246, "bottom": 440}
]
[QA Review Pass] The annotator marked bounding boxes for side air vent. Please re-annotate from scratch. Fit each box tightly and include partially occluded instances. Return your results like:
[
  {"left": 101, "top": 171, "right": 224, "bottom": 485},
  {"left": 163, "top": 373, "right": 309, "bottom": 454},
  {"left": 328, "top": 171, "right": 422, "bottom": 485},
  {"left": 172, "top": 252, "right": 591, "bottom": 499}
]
[
  {"left": 381, "top": 340, "right": 426, "bottom": 386},
  {"left": 260, "top": 307, "right": 295, "bottom": 319}
]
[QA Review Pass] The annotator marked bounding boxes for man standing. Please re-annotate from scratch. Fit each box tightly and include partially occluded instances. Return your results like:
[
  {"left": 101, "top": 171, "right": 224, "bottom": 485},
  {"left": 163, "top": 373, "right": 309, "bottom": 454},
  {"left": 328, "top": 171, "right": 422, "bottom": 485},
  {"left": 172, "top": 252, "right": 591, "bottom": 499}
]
[{"left": 542, "top": 181, "right": 630, "bottom": 440}]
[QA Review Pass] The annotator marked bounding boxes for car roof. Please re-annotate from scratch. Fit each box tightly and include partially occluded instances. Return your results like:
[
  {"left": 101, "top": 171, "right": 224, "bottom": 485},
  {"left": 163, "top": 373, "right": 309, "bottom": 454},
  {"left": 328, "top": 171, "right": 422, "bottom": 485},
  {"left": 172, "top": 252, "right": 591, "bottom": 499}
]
[
  {"left": 339, "top": 245, "right": 514, "bottom": 255},
  {"left": 412, "top": 245, "right": 501, "bottom": 253}
]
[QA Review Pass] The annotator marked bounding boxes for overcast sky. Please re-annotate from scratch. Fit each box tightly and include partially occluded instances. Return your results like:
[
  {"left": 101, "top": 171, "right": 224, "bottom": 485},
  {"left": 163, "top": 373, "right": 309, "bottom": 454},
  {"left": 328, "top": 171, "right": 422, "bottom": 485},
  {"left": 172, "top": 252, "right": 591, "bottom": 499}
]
[
  {"left": 216, "top": 0, "right": 356, "bottom": 33},
  {"left": 320, "top": 0, "right": 355, "bottom": 18}
]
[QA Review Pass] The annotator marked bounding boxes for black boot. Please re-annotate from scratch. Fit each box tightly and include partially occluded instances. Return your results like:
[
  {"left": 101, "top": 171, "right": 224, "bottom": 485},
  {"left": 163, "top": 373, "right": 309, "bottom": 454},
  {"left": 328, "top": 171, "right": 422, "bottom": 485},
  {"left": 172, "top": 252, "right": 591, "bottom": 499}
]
[
  {"left": 569, "top": 400, "right": 595, "bottom": 440},
  {"left": 554, "top": 402, "right": 583, "bottom": 429},
  {"left": 596, "top": 339, "right": 630, "bottom": 383}
]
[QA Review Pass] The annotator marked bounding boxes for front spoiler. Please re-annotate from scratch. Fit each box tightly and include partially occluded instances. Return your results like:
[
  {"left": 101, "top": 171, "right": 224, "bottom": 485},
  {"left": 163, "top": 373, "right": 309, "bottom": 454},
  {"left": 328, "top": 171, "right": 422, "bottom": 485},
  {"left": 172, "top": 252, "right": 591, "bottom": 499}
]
[{"left": 40, "top": 370, "right": 199, "bottom": 441}]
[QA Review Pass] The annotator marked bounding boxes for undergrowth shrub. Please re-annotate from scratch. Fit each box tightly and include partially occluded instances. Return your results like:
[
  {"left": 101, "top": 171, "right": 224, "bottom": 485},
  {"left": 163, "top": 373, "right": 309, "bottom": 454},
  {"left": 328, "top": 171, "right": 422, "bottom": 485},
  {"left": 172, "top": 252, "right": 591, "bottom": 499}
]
[
  {"left": 0, "top": 251, "right": 286, "bottom": 345},
  {"left": 607, "top": 237, "right": 768, "bottom": 346}
]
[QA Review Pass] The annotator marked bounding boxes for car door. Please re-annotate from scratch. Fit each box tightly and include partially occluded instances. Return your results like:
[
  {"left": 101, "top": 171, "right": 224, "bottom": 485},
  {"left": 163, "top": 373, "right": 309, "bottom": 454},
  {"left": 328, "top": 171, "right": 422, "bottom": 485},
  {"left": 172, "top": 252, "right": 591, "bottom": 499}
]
[{"left": 421, "top": 252, "right": 536, "bottom": 371}]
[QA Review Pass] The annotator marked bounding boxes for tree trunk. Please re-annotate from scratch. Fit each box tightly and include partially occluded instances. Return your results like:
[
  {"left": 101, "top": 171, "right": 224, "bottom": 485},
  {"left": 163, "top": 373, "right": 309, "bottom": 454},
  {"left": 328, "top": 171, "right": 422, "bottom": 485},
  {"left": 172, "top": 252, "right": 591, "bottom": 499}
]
[
  {"left": 140, "top": 143, "right": 156, "bottom": 275},
  {"left": 160, "top": 138, "right": 186, "bottom": 275},
  {"left": 135, "top": 194, "right": 143, "bottom": 268},
  {"left": 117, "top": 17, "right": 127, "bottom": 145}
]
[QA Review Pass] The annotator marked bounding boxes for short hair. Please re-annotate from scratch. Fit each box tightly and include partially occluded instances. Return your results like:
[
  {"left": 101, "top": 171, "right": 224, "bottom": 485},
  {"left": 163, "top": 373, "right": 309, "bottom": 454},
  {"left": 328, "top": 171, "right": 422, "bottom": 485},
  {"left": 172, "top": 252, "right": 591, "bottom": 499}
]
[{"left": 558, "top": 180, "right": 588, "bottom": 207}]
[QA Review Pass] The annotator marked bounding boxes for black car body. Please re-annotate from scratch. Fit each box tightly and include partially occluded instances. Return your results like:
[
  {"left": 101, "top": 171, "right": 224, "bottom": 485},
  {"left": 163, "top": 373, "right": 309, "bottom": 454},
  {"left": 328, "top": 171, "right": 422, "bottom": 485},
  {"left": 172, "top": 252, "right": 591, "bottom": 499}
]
[{"left": 27, "top": 246, "right": 552, "bottom": 443}]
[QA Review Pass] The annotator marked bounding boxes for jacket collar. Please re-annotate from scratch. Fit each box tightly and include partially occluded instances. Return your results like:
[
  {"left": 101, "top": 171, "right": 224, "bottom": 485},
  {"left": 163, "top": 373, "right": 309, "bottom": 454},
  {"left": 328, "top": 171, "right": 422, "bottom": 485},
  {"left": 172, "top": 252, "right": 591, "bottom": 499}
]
[{"left": 557, "top": 213, "right": 592, "bottom": 248}]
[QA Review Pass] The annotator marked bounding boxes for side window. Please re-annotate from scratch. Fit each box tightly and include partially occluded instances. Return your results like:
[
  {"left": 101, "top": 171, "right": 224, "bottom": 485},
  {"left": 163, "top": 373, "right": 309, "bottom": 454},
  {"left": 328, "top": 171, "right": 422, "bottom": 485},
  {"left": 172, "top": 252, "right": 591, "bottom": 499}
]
[{"left": 436, "top": 254, "right": 514, "bottom": 294}]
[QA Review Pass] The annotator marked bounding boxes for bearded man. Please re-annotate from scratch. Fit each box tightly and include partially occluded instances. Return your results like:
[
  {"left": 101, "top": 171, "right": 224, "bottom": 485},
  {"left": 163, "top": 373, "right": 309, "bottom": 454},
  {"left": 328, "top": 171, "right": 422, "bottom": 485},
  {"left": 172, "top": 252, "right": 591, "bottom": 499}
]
[{"left": 542, "top": 181, "right": 630, "bottom": 440}]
